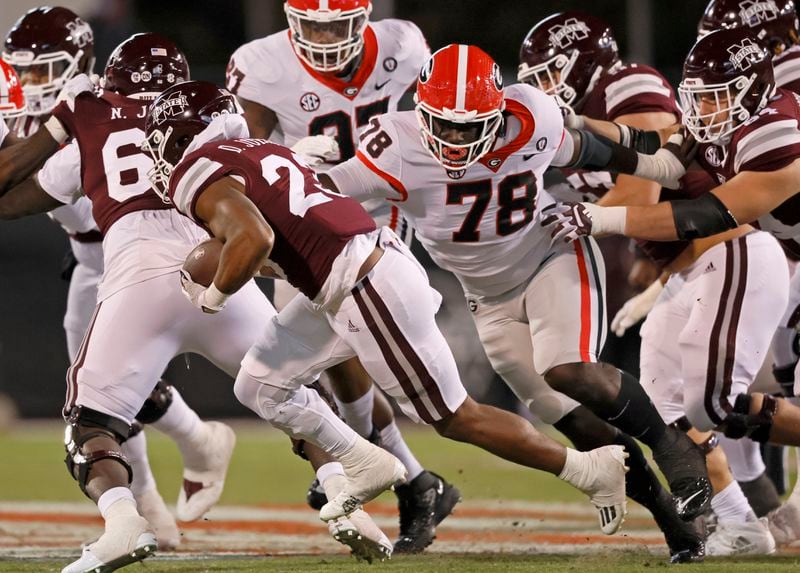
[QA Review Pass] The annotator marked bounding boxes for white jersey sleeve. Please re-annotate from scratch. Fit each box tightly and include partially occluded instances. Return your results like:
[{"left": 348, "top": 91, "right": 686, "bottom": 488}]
[
  {"left": 328, "top": 113, "right": 408, "bottom": 202},
  {"left": 227, "top": 36, "right": 284, "bottom": 110},
  {"left": 0, "top": 119, "right": 9, "bottom": 146},
  {"left": 377, "top": 19, "right": 431, "bottom": 92},
  {"left": 49, "top": 197, "right": 97, "bottom": 235},
  {"left": 35, "top": 140, "right": 82, "bottom": 204}
]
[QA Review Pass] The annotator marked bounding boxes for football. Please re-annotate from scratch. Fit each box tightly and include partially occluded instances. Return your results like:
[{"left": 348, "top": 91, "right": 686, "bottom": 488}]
[{"left": 182, "top": 238, "right": 223, "bottom": 287}]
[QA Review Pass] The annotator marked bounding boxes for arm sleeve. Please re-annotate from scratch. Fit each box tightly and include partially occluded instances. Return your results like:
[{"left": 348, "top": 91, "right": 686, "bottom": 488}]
[
  {"left": 326, "top": 156, "right": 404, "bottom": 202},
  {"left": 35, "top": 140, "right": 83, "bottom": 204}
]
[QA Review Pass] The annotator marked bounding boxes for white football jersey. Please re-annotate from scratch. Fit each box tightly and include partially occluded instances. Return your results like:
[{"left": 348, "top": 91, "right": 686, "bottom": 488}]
[{"left": 327, "top": 83, "right": 564, "bottom": 297}]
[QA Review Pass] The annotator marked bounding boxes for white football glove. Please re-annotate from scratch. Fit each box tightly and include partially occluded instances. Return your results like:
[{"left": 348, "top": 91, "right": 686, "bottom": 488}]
[
  {"left": 291, "top": 135, "right": 340, "bottom": 167},
  {"left": 610, "top": 279, "right": 664, "bottom": 337},
  {"left": 179, "top": 270, "right": 228, "bottom": 314},
  {"left": 44, "top": 73, "right": 97, "bottom": 143}
]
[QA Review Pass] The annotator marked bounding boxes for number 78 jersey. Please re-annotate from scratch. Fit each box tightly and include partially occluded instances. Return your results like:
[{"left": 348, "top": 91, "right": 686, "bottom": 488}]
[{"left": 327, "top": 83, "right": 564, "bottom": 297}]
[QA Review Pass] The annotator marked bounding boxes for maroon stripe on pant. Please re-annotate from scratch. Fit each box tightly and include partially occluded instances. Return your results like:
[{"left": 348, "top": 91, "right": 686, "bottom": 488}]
[
  {"left": 63, "top": 302, "right": 102, "bottom": 418},
  {"left": 352, "top": 285, "right": 436, "bottom": 424},
  {"left": 719, "top": 237, "right": 749, "bottom": 415},
  {"left": 704, "top": 243, "right": 735, "bottom": 426},
  {"left": 362, "top": 278, "right": 452, "bottom": 419}
]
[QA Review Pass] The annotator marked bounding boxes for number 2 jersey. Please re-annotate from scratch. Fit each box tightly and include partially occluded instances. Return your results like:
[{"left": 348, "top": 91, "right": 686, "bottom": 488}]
[
  {"left": 327, "top": 83, "right": 565, "bottom": 298},
  {"left": 226, "top": 19, "right": 429, "bottom": 240},
  {"left": 36, "top": 90, "right": 208, "bottom": 301},
  {"left": 168, "top": 127, "right": 376, "bottom": 309}
]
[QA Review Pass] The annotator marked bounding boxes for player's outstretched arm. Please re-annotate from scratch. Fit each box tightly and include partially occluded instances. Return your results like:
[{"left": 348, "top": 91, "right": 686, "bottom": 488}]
[
  {"left": 0, "top": 177, "right": 64, "bottom": 220},
  {"left": 194, "top": 176, "right": 275, "bottom": 298},
  {"left": 0, "top": 129, "right": 60, "bottom": 195},
  {"left": 238, "top": 97, "right": 279, "bottom": 140}
]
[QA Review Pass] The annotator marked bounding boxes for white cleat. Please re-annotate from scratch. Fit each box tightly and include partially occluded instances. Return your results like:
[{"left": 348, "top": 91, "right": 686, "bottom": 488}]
[
  {"left": 135, "top": 488, "right": 180, "bottom": 550},
  {"left": 706, "top": 518, "right": 776, "bottom": 556},
  {"left": 176, "top": 421, "right": 236, "bottom": 522},
  {"left": 61, "top": 515, "right": 156, "bottom": 573},
  {"left": 319, "top": 437, "right": 407, "bottom": 522},
  {"left": 328, "top": 508, "right": 393, "bottom": 563},
  {"left": 768, "top": 499, "right": 800, "bottom": 546},
  {"left": 579, "top": 445, "right": 629, "bottom": 535}
]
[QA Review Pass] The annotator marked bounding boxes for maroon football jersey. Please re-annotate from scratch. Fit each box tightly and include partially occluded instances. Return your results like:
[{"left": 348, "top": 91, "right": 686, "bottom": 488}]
[
  {"left": 561, "top": 63, "right": 681, "bottom": 200},
  {"left": 52, "top": 90, "right": 171, "bottom": 234},
  {"left": 774, "top": 44, "right": 800, "bottom": 95},
  {"left": 169, "top": 138, "right": 376, "bottom": 299},
  {"left": 695, "top": 88, "right": 800, "bottom": 258}
]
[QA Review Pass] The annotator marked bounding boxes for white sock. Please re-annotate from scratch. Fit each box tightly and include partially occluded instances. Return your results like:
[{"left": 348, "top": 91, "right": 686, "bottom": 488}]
[
  {"left": 335, "top": 386, "right": 375, "bottom": 438},
  {"left": 151, "top": 386, "right": 202, "bottom": 447},
  {"left": 712, "top": 481, "right": 756, "bottom": 524},
  {"left": 558, "top": 448, "right": 593, "bottom": 490},
  {"left": 121, "top": 431, "right": 157, "bottom": 497},
  {"left": 318, "top": 462, "right": 347, "bottom": 498},
  {"left": 379, "top": 421, "right": 424, "bottom": 481},
  {"left": 98, "top": 487, "right": 138, "bottom": 520}
]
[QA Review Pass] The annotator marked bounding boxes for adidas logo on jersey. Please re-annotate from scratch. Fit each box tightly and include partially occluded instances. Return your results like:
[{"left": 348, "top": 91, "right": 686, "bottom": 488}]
[
  {"left": 347, "top": 320, "right": 360, "bottom": 332},
  {"left": 704, "top": 261, "right": 716, "bottom": 274}
]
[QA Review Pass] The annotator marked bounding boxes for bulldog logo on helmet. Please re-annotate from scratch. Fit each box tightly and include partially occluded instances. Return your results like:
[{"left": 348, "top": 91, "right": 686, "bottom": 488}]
[
  {"left": 66, "top": 18, "right": 94, "bottom": 49},
  {"left": 548, "top": 18, "right": 591, "bottom": 49},
  {"left": 152, "top": 92, "right": 189, "bottom": 125},
  {"left": 738, "top": 0, "right": 780, "bottom": 27},
  {"left": 727, "top": 38, "right": 763, "bottom": 71}
]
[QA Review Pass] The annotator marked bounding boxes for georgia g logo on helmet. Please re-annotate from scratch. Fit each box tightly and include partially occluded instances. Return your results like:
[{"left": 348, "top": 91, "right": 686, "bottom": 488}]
[
  {"left": 727, "top": 37, "right": 763, "bottom": 70},
  {"left": 492, "top": 63, "right": 503, "bottom": 91},
  {"left": 739, "top": 0, "right": 780, "bottom": 26},
  {"left": 419, "top": 56, "right": 434, "bottom": 84}
]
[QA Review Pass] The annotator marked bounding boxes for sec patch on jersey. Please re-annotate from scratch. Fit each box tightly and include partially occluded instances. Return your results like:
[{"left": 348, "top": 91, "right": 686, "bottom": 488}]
[{"left": 183, "top": 238, "right": 223, "bottom": 287}]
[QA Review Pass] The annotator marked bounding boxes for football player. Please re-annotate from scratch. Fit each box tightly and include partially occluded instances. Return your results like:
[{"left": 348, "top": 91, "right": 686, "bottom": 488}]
[
  {"left": 2, "top": 12, "right": 244, "bottom": 549},
  {"left": 696, "top": 0, "right": 800, "bottom": 545},
  {"left": 142, "top": 79, "right": 631, "bottom": 546},
  {"left": 543, "top": 28, "right": 800, "bottom": 474},
  {"left": 226, "top": 0, "right": 457, "bottom": 552},
  {"left": 317, "top": 43, "right": 715, "bottom": 550},
  {"left": 521, "top": 10, "right": 777, "bottom": 555}
]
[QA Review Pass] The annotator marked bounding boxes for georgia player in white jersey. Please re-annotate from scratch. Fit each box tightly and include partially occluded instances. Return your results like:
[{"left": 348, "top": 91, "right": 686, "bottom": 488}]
[
  {"left": 321, "top": 44, "right": 717, "bottom": 538},
  {"left": 226, "top": 1, "right": 459, "bottom": 553}
]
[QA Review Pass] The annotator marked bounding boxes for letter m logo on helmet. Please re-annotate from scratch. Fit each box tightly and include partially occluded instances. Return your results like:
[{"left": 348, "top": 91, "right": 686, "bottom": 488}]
[
  {"left": 739, "top": 0, "right": 780, "bottom": 26},
  {"left": 548, "top": 18, "right": 591, "bottom": 49},
  {"left": 152, "top": 92, "right": 189, "bottom": 126},
  {"left": 727, "top": 37, "right": 764, "bottom": 70}
]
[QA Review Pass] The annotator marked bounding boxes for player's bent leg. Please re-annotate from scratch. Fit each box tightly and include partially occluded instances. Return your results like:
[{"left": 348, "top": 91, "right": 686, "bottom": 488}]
[
  {"left": 717, "top": 435, "right": 780, "bottom": 517},
  {"left": 326, "top": 359, "right": 461, "bottom": 554},
  {"left": 554, "top": 407, "right": 704, "bottom": 562},
  {"left": 62, "top": 406, "right": 156, "bottom": 573}
]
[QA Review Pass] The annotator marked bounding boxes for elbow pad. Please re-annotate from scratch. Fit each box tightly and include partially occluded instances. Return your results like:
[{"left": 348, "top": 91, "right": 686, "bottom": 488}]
[
  {"left": 570, "top": 130, "right": 640, "bottom": 174},
  {"left": 670, "top": 192, "right": 738, "bottom": 240}
]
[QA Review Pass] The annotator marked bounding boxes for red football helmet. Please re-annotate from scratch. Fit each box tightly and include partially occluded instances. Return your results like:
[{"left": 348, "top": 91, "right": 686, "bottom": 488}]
[
  {"left": 0, "top": 60, "right": 26, "bottom": 119},
  {"left": 142, "top": 81, "right": 240, "bottom": 200},
  {"left": 679, "top": 27, "right": 775, "bottom": 143},
  {"left": 517, "top": 11, "right": 619, "bottom": 109},
  {"left": 698, "top": 0, "right": 798, "bottom": 53},
  {"left": 415, "top": 44, "right": 505, "bottom": 171},
  {"left": 3, "top": 6, "right": 94, "bottom": 115},
  {"left": 104, "top": 33, "right": 190, "bottom": 100},
  {"left": 284, "top": 0, "right": 372, "bottom": 72}
]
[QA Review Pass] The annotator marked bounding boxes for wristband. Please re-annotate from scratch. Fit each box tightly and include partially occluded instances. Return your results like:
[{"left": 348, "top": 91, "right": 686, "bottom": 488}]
[
  {"left": 203, "top": 283, "right": 231, "bottom": 311},
  {"left": 44, "top": 116, "right": 69, "bottom": 144},
  {"left": 584, "top": 203, "right": 627, "bottom": 235}
]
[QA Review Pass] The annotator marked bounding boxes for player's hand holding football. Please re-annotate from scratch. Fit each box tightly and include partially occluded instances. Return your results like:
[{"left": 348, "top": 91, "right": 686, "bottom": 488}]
[
  {"left": 291, "top": 135, "right": 339, "bottom": 166},
  {"left": 179, "top": 270, "right": 228, "bottom": 314}
]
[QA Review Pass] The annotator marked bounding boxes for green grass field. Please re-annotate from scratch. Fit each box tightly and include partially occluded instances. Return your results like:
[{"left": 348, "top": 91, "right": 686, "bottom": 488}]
[{"left": 2, "top": 422, "right": 800, "bottom": 572}]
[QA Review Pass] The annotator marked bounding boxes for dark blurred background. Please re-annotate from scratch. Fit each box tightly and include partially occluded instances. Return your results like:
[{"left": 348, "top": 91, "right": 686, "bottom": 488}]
[{"left": 0, "top": 0, "right": 710, "bottom": 419}]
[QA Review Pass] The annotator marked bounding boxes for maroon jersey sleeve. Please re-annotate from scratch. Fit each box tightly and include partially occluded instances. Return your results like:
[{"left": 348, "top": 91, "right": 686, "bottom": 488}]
[
  {"left": 730, "top": 90, "right": 800, "bottom": 174},
  {"left": 580, "top": 64, "right": 680, "bottom": 122},
  {"left": 171, "top": 138, "right": 376, "bottom": 299},
  {"left": 773, "top": 46, "right": 800, "bottom": 95}
]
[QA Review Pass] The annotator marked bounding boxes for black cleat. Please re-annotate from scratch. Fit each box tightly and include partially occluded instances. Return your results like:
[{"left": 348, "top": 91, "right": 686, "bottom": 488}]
[
  {"left": 649, "top": 488, "right": 705, "bottom": 564},
  {"left": 652, "top": 427, "right": 712, "bottom": 521},
  {"left": 307, "top": 478, "right": 328, "bottom": 510},
  {"left": 393, "top": 471, "right": 461, "bottom": 554}
]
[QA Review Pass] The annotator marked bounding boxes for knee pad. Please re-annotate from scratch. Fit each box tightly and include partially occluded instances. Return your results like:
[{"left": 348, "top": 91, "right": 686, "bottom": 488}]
[
  {"left": 234, "top": 371, "right": 293, "bottom": 418},
  {"left": 63, "top": 406, "right": 133, "bottom": 497},
  {"left": 722, "top": 394, "right": 777, "bottom": 443},
  {"left": 134, "top": 380, "right": 174, "bottom": 424}
]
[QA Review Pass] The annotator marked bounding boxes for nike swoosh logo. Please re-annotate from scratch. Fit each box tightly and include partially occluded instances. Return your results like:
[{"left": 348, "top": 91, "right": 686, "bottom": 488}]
[
  {"left": 374, "top": 80, "right": 390, "bottom": 90},
  {"left": 675, "top": 489, "right": 704, "bottom": 515},
  {"left": 523, "top": 153, "right": 538, "bottom": 161},
  {"left": 436, "top": 480, "right": 444, "bottom": 495}
]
